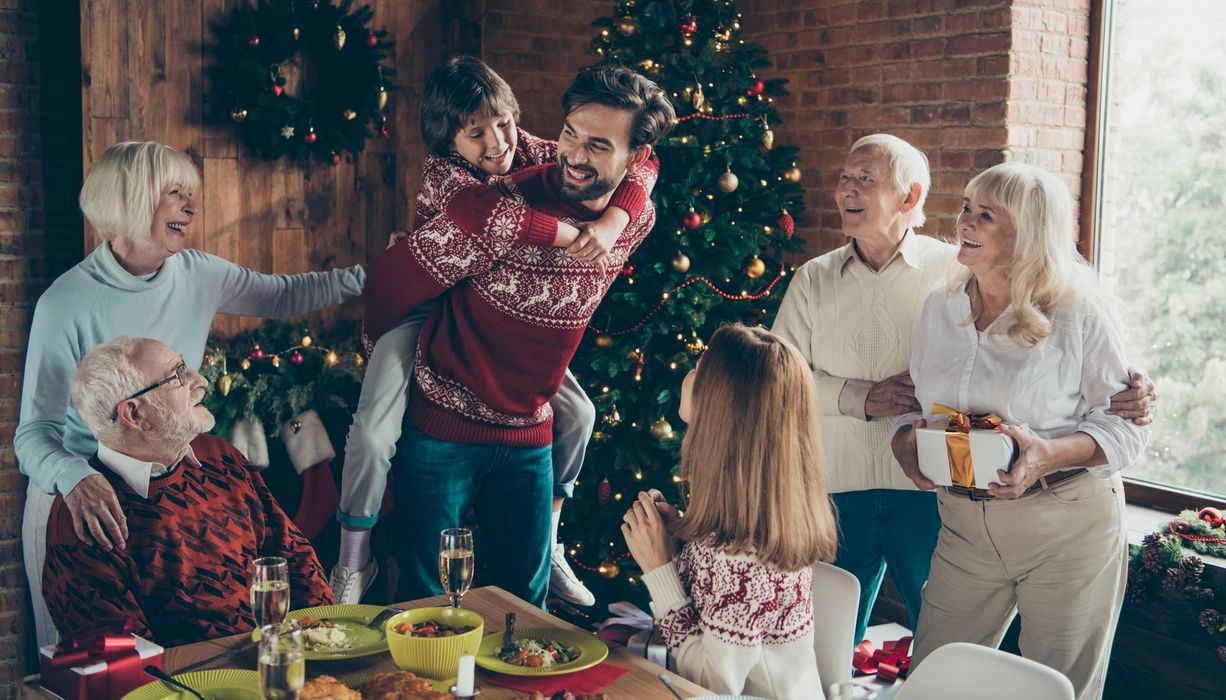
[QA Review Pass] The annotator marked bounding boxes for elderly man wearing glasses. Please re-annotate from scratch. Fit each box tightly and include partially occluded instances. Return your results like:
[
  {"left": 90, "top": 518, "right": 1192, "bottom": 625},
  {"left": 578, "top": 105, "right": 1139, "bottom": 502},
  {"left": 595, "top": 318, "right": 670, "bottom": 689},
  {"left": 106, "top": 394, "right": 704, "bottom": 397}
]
[{"left": 41, "top": 336, "right": 333, "bottom": 647}]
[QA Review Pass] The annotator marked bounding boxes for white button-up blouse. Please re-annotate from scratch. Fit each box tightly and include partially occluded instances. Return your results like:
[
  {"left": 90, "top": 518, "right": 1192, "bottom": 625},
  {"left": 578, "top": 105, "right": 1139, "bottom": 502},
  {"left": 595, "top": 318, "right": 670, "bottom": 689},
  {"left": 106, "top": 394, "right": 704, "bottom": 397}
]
[{"left": 895, "top": 281, "right": 1149, "bottom": 477}]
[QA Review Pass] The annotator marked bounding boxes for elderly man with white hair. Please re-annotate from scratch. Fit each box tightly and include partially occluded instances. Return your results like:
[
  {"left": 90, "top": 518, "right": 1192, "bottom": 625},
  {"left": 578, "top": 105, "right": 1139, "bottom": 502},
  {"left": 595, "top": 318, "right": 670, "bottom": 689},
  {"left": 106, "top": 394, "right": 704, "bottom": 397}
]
[
  {"left": 41, "top": 336, "right": 333, "bottom": 647},
  {"left": 772, "top": 134, "right": 1155, "bottom": 644}
]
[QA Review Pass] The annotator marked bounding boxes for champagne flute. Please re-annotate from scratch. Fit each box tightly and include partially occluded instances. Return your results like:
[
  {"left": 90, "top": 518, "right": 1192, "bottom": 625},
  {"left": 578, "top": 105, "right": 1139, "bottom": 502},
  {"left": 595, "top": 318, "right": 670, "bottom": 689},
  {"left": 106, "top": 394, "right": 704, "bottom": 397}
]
[
  {"left": 258, "top": 622, "right": 304, "bottom": 700},
  {"left": 439, "top": 528, "right": 475, "bottom": 608},
  {"left": 251, "top": 556, "right": 290, "bottom": 628}
]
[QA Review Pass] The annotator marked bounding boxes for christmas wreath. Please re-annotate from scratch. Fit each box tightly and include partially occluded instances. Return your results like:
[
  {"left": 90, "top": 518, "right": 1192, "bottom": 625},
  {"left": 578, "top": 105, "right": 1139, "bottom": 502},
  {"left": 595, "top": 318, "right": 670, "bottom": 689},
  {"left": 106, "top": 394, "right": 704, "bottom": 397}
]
[
  {"left": 1127, "top": 508, "right": 1226, "bottom": 664},
  {"left": 212, "top": 0, "right": 395, "bottom": 165}
]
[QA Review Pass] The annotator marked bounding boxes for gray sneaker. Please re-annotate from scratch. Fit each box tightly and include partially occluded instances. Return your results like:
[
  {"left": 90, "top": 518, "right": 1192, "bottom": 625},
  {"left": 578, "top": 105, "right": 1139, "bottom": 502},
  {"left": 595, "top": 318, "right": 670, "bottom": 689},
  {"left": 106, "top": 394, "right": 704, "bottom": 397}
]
[
  {"left": 549, "top": 542, "right": 596, "bottom": 606},
  {"left": 329, "top": 559, "right": 378, "bottom": 604}
]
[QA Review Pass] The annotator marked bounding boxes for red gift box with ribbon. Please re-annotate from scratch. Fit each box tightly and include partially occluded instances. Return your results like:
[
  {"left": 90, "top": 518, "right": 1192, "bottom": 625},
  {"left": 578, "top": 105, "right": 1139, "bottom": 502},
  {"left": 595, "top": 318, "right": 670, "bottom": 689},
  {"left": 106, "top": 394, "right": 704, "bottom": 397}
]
[
  {"left": 39, "top": 619, "right": 164, "bottom": 700},
  {"left": 853, "top": 635, "right": 913, "bottom": 682}
]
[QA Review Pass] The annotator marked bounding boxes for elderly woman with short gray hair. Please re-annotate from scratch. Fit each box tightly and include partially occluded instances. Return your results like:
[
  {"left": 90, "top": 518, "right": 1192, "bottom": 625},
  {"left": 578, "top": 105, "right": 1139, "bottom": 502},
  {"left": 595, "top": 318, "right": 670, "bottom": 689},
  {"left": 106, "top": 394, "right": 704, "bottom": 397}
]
[{"left": 17, "top": 141, "right": 365, "bottom": 644}]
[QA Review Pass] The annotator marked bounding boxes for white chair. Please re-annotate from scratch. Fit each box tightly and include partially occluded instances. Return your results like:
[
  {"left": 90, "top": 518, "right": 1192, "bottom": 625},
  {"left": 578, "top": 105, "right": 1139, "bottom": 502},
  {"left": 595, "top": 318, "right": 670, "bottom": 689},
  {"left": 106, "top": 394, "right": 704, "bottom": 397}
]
[
  {"left": 812, "top": 561, "right": 860, "bottom": 690},
  {"left": 894, "top": 642, "right": 1075, "bottom": 700}
]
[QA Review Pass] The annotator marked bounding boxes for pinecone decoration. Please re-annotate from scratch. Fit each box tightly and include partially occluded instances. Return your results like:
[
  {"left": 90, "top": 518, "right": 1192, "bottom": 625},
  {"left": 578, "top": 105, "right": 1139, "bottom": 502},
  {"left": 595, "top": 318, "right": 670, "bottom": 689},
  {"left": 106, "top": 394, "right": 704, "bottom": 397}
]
[
  {"left": 1142, "top": 532, "right": 1164, "bottom": 547},
  {"left": 1163, "top": 567, "right": 1188, "bottom": 593},
  {"left": 1142, "top": 547, "right": 1166, "bottom": 573},
  {"left": 1200, "top": 608, "right": 1222, "bottom": 631},
  {"left": 1127, "top": 581, "right": 1149, "bottom": 604},
  {"left": 1186, "top": 584, "right": 1216, "bottom": 602},
  {"left": 1181, "top": 555, "right": 1205, "bottom": 578}
]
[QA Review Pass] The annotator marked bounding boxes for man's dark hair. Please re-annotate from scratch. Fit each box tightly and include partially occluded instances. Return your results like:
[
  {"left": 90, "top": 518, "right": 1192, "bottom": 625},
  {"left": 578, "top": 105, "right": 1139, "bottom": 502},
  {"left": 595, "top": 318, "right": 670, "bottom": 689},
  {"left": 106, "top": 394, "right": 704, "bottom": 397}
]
[
  {"left": 419, "top": 56, "right": 520, "bottom": 158},
  {"left": 561, "top": 63, "right": 675, "bottom": 150}
]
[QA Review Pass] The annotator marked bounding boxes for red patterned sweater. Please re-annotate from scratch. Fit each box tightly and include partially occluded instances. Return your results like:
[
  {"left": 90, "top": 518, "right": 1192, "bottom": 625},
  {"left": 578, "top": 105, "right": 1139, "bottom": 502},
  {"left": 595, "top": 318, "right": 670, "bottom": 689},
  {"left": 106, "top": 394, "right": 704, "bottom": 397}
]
[
  {"left": 43, "top": 434, "right": 333, "bottom": 647},
  {"left": 364, "top": 161, "right": 656, "bottom": 446},
  {"left": 640, "top": 535, "right": 823, "bottom": 699}
]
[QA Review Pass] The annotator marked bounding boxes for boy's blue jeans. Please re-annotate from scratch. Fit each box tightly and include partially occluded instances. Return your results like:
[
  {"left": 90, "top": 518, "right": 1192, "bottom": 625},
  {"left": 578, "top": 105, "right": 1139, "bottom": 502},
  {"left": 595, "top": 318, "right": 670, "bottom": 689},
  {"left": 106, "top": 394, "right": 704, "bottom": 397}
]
[{"left": 393, "top": 423, "right": 553, "bottom": 609}]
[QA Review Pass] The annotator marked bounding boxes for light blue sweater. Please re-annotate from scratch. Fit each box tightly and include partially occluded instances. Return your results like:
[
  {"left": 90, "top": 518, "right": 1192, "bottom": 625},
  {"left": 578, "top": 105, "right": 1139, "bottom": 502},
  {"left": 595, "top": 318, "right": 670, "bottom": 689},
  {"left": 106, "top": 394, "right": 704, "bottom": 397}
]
[{"left": 15, "top": 243, "right": 366, "bottom": 496}]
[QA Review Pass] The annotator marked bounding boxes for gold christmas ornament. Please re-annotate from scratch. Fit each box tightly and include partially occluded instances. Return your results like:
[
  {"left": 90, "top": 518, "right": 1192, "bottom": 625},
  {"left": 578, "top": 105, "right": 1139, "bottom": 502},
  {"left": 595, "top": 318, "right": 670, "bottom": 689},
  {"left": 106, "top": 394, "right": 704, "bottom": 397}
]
[
  {"left": 595, "top": 334, "right": 614, "bottom": 349},
  {"left": 598, "top": 563, "right": 620, "bottom": 579},
  {"left": 603, "top": 404, "right": 622, "bottom": 426},
  {"left": 271, "top": 355, "right": 281, "bottom": 368},
  {"left": 291, "top": 419, "right": 303, "bottom": 433},
  {"left": 376, "top": 85, "right": 388, "bottom": 110},
  {"left": 616, "top": 17, "right": 636, "bottom": 35},
  {"left": 333, "top": 25, "right": 347, "bottom": 50},
  {"left": 672, "top": 252, "right": 691, "bottom": 273},
  {"left": 736, "top": 95, "right": 749, "bottom": 106},
  {"left": 783, "top": 166, "right": 803, "bottom": 183},
  {"left": 342, "top": 108, "right": 357, "bottom": 120},
  {"left": 649, "top": 417, "right": 675, "bottom": 440},
  {"left": 230, "top": 107, "right": 248, "bottom": 122},
  {"left": 746, "top": 256, "right": 767, "bottom": 279},
  {"left": 218, "top": 374, "right": 233, "bottom": 396},
  {"left": 763, "top": 129, "right": 775, "bottom": 150},
  {"left": 692, "top": 84, "right": 705, "bottom": 110},
  {"left": 325, "top": 351, "right": 340, "bottom": 366},
  {"left": 301, "top": 335, "right": 313, "bottom": 347},
  {"left": 718, "top": 170, "right": 739, "bottom": 193},
  {"left": 686, "top": 337, "right": 707, "bottom": 355},
  {"left": 354, "top": 353, "right": 364, "bottom": 367}
]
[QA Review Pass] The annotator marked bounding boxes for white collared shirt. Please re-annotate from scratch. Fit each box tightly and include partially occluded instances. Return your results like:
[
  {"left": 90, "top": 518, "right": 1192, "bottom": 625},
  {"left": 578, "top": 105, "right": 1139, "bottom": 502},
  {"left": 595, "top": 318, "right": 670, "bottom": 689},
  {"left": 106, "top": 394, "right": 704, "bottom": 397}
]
[
  {"left": 96, "top": 443, "right": 199, "bottom": 498},
  {"left": 893, "top": 282, "right": 1149, "bottom": 477},
  {"left": 772, "top": 230, "right": 962, "bottom": 492}
]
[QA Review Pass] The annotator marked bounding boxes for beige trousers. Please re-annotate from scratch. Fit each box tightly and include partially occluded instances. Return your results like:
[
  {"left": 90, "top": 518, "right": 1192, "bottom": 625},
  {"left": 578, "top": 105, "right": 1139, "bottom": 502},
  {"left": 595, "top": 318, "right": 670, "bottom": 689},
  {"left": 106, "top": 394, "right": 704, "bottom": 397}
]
[{"left": 913, "top": 471, "right": 1127, "bottom": 700}]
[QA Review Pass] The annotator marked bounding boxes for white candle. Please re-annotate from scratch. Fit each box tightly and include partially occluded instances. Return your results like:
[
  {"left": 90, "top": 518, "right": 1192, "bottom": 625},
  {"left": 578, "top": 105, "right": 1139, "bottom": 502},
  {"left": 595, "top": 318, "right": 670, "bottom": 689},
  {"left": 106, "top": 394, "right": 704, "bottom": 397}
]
[{"left": 456, "top": 654, "right": 475, "bottom": 696}]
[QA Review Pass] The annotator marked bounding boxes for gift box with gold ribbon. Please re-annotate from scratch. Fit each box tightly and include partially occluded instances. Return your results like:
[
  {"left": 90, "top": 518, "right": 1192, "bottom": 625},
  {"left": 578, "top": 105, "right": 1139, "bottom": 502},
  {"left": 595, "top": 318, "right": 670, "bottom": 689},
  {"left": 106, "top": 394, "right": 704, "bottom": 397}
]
[
  {"left": 39, "top": 619, "right": 163, "bottom": 700},
  {"left": 915, "top": 404, "right": 1018, "bottom": 488}
]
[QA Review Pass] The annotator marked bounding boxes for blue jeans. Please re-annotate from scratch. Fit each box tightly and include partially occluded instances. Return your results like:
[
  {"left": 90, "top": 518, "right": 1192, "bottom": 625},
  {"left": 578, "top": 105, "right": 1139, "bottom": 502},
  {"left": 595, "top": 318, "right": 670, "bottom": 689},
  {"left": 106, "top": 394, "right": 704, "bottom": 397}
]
[
  {"left": 832, "top": 489, "right": 941, "bottom": 644},
  {"left": 393, "top": 424, "right": 553, "bottom": 609}
]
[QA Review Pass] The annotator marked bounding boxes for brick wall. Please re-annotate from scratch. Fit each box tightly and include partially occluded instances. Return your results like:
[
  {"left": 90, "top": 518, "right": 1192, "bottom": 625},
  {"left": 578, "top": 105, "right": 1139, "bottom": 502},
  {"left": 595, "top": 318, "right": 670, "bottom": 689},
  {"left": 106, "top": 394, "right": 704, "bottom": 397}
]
[{"left": 1, "top": 0, "right": 81, "bottom": 692}]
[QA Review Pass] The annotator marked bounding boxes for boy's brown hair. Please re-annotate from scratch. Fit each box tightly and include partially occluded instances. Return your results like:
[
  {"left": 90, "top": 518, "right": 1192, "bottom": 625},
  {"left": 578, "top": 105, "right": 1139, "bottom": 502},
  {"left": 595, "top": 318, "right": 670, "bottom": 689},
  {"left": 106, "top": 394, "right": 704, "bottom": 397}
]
[{"left": 419, "top": 56, "right": 520, "bottom": 158}]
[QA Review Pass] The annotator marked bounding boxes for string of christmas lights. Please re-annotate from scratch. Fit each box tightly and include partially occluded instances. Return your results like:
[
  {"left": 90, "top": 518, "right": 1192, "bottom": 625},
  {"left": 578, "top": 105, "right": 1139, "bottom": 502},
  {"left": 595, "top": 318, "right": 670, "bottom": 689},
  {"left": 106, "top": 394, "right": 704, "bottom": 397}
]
[{"left": 589, "top": 265, "right": 788, "bottom": 336}]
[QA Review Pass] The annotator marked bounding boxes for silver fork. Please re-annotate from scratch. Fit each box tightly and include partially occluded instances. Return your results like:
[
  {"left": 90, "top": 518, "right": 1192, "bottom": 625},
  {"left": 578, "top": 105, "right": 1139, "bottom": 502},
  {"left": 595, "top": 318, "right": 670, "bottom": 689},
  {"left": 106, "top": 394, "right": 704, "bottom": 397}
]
[{"left": 365, "top": 606, "right": 402, "bottom": 630}]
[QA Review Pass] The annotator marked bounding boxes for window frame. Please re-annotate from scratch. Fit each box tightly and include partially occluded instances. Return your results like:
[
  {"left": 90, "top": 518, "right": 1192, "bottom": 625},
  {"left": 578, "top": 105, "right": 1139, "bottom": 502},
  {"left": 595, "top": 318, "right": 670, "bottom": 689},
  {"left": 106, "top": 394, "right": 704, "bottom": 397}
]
[{"left": 1083, "top": 0, "right": 1226, "bottom": 509}]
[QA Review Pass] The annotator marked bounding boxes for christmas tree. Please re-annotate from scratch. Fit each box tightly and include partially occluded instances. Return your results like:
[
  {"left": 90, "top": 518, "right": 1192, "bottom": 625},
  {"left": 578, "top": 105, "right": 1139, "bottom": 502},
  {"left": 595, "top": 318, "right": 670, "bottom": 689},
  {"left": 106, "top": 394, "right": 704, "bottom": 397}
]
[{"left": 562, "top": 0, "right": 807, "bottom": 606}]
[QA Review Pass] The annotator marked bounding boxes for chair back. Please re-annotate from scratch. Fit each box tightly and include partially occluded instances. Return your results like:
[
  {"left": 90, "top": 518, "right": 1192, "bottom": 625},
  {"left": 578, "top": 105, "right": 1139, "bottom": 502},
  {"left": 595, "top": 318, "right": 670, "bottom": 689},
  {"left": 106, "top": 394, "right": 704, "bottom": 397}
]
[
  {"left": 811, "top": 561, "right": 859, "bottom": 689},
  {"left": 894, "top": 642, "right": 1075, "bottom": 700}
]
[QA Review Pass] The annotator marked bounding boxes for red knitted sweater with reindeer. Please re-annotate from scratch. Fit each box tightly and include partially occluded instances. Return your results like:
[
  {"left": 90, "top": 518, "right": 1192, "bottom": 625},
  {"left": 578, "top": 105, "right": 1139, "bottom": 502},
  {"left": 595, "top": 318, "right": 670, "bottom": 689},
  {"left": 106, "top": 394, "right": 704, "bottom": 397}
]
[{"left": 364, "top": 163, "right": 655, "bottom": 447}]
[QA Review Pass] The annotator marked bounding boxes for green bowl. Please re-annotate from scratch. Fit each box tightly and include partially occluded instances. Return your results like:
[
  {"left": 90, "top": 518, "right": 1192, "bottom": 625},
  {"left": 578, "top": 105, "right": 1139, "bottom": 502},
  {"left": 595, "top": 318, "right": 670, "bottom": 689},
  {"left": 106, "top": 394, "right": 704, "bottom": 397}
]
[{"left": 385, "top": 607, "right": 484, "bottom": 680}]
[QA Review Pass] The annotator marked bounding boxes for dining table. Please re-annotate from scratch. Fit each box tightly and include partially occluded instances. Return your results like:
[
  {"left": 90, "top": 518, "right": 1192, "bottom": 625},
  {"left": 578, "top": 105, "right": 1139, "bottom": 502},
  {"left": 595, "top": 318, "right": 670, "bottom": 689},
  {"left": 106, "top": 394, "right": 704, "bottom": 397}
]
[{"left": 23, "top": 585, "right": 715, "bottom": 699}]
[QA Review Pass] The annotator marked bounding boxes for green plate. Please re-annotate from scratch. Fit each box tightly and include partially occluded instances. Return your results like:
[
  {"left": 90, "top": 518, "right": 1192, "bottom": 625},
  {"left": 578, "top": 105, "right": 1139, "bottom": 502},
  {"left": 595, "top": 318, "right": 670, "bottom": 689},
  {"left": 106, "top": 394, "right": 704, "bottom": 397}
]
[
  {"left": 474, "top": 627, "right": 608, "bottom": 676},
  {"left": 121, "top": 669, "right": 261, "bottom": 700},
  {"left": 252, "top": 604, "right": 389, "bottom": 660}
]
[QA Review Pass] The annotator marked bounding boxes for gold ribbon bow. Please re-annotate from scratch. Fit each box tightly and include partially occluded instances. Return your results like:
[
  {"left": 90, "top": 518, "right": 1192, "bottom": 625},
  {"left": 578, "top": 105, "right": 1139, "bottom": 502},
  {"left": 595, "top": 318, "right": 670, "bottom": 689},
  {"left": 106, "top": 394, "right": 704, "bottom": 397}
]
[{"left": 933, "top": 404, "right": 1004, "bottom": 488}]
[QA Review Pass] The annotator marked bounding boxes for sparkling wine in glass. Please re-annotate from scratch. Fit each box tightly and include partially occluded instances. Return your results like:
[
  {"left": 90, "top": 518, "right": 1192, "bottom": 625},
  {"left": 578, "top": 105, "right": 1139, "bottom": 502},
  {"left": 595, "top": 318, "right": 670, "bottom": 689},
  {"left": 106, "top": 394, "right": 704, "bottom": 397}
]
[
  {"left": 439, "top": 528, "right": 475, "bottom": 608},
  {"left": 251, "top": 556, "right": 290, "bottom": 628},
  {"left": 259, "top": 622, "right": 305, "bottom": 700}
]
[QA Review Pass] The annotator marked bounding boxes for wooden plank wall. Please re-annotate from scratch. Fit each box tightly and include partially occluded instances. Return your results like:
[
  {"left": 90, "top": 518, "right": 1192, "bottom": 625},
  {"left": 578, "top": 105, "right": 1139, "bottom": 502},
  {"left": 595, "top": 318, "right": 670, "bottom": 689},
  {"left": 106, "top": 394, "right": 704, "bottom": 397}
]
[{"left": 79, "top": 0, "right": 456, "bottom": 335}]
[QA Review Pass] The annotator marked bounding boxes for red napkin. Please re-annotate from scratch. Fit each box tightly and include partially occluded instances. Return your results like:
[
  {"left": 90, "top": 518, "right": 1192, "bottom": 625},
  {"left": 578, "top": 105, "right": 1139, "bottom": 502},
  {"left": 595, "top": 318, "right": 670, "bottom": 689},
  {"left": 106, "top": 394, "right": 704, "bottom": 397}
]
[{"left": 484, "top": 662, "right": 629, "bottom": 695}]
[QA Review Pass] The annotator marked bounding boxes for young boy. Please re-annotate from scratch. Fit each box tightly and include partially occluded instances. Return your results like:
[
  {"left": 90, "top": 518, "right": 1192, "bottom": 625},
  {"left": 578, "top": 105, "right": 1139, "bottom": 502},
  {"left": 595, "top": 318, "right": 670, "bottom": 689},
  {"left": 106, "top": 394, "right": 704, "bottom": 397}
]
[{"left": 333, "top": 56, "right": 657, "bottom": 606}]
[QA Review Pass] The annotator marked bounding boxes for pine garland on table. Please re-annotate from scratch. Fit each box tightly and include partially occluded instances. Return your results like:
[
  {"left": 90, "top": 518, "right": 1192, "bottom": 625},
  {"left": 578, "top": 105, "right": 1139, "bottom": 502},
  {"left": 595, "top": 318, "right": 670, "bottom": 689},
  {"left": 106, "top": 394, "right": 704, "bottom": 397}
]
[
  {"left": 1127, "top": 508, "right": 1226, "bottom": 664},
  {"left": 199, "top": 320, "right": 365, "bottom": 439}
]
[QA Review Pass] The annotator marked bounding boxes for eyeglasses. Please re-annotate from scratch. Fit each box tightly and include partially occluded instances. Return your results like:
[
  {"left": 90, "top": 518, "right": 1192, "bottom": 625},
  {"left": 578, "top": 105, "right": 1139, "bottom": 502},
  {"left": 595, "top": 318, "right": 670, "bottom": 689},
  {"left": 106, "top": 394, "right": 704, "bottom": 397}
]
[{"left": 109, "top": 362, "right": 190, "bottom": 421}]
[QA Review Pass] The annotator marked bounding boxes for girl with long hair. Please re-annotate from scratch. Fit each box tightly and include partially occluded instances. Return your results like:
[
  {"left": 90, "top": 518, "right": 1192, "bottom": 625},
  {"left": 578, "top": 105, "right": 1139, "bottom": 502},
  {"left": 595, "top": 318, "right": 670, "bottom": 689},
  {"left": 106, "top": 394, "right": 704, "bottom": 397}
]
[{"left": 622, "top": 324, "right": 839, "bottom": 699}]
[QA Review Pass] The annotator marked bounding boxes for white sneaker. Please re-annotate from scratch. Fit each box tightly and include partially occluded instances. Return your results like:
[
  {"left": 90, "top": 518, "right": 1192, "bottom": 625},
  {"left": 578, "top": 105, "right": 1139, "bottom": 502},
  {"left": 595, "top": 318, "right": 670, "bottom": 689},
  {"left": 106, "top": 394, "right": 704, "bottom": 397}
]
[
  {"left": 549, "top": 543, "right": 596, "bottom": 606},
  {"left": 329, "top": 559, "right": 378, "bottom": 604}
]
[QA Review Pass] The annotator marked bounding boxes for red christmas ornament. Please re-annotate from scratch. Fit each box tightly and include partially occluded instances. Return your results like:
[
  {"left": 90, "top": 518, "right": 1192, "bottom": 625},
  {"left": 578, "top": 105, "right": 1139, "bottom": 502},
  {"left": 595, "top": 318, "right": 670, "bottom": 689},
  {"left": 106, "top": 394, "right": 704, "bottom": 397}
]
[
  {"left": 272, "top": 84, "right": 283, "bottom": 97},
  {"left": 747, "top": 79, "right": 765, "bottom": 96},
  {"left": 247, "top": 34, "right": 261, "bottom": 48},
  {"left": 380, "top": 125, "right": 390, "bottom": 138},
  {"left": 366, "top": 33, "right": 378, "bottom": 47},
  {"left": 597, "top": 478, "right": 612, "bottom": 505},
  {"left": 1199, "top": 507, "right": 1225, "bottom": 529},
  {"left": 679, "top": 16, "right": 697, "bottom": 35},
  {"left": 290, "top": 352, "right": 304, "bottom": 365},
  {"left": 304, "top": 130, "right": 318, "bottom": 145},
  {"left": 250, "top": 347, "right": 265, "bottom": 361},
  {"left": 683, "top": 210, "right": 702, "bottom": 230},
  {"left": 330, "top": 152, "right": 342, "bottom": 166},
  {"left": 621, "top": 263, "right": 635, "bottom": 277},
  {"left": 778, "top": 211, "right": 795, "bottom": 239}
]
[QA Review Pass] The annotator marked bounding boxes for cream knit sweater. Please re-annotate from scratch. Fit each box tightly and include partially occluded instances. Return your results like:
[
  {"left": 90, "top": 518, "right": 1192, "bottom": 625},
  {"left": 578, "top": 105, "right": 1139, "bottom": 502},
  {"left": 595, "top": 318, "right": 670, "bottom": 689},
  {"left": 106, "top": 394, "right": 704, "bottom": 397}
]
[{"left": 772, "top": 231, "right": 960, "bottom": 493}]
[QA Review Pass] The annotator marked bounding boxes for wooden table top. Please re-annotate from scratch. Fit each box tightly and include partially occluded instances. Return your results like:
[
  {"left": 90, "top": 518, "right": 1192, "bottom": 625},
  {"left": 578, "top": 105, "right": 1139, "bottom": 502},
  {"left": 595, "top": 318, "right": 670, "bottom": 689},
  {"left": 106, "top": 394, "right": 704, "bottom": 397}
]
[{"left": 24, "top": 586, "right": 712, "bottom": 699}]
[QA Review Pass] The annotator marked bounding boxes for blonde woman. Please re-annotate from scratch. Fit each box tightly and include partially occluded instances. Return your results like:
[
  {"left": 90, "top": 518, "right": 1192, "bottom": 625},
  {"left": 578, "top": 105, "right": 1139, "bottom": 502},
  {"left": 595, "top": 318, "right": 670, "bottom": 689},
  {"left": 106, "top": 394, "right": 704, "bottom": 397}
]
[
  {"left": 622, "top": 324, "right": 839, "bottom": 700},
  {"left": 891, "top": 162, "right": 1149, "bottom": 699},
  {"left": 16, "top": 141, "right": 365, "bottom": 644}
]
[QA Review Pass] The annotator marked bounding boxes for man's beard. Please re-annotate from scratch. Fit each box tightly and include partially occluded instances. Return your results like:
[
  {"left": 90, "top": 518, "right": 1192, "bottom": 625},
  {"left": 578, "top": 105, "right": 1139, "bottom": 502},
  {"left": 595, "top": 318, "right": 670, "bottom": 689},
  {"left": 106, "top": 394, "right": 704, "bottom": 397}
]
[
  {"left": 556, "top": 157, "right": 618, "bottom": 205},
  {"left": 148, "top": 395, "right": 215, "bottom": 447}
]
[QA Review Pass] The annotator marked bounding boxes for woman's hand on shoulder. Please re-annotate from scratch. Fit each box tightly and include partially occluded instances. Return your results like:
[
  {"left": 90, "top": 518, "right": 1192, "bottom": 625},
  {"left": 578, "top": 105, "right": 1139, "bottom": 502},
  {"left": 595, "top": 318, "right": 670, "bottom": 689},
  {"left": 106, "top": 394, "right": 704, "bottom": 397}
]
[
  {"left": 621, "top": 491, "right": 675, "bottom": 574},
  {"left": 892, "top": 420, "right": 937, "bottom": 491}
]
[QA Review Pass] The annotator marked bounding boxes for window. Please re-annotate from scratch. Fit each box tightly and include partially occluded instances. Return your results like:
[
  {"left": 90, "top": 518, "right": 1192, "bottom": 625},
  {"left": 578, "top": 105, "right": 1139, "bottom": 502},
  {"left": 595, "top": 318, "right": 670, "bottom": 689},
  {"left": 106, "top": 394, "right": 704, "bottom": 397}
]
[{"left": 1090, "top": 0, "right": 1226, "bottom": 498}]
